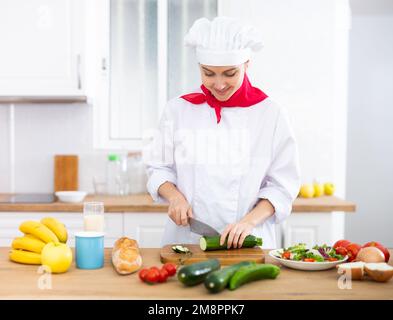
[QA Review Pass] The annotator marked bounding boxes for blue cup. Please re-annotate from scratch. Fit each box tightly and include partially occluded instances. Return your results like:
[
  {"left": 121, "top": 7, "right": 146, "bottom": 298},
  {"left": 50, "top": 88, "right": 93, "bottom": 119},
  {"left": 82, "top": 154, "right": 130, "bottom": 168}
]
[{"left": 75, "top": 231, "right": 105, "bottom": 269}]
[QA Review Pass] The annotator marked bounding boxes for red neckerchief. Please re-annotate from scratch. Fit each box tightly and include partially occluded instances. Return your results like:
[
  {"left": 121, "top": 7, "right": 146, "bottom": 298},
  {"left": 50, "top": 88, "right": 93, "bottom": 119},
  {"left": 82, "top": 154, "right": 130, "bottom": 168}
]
[{"left": 181, "top": 73, "right": 268, "bottom": 123}]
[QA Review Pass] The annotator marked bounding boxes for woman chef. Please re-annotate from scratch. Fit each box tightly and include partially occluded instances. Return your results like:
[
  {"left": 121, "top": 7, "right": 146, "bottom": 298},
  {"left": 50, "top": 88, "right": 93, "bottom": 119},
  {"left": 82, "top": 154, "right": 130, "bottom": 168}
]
[{"left": 145, "top": 17, "right": 301, "bottom": 249}]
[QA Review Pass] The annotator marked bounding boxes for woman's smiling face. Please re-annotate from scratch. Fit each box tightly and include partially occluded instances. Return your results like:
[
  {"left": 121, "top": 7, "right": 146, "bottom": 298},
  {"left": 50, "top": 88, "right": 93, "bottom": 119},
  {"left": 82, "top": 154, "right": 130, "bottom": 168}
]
[{"left": 199, "top": 62, "right": 248, "bottom": 101}]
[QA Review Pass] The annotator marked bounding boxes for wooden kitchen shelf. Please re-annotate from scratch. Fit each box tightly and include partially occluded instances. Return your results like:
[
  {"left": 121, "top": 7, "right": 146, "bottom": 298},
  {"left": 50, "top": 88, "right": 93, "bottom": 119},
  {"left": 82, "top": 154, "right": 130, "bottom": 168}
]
[
  {"left": 0, "top": 193, "right": 356, "bottom": 213},
  {"left": 0, "top": 96, "right": 87, "bottom": 104}
]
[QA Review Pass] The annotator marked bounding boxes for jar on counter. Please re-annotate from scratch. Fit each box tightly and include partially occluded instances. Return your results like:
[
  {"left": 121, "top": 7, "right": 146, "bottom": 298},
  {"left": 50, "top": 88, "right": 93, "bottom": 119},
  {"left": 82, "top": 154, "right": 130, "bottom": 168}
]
[{"left": 127, "top": 152, "right": 147, "bottom": 194}]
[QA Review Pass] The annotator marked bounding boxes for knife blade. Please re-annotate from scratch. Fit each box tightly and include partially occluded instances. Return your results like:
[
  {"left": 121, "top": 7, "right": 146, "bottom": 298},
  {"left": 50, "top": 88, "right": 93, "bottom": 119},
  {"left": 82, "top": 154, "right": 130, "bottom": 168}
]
[{"left": 189, "top": 217, "right": 220, "bottom": 237}]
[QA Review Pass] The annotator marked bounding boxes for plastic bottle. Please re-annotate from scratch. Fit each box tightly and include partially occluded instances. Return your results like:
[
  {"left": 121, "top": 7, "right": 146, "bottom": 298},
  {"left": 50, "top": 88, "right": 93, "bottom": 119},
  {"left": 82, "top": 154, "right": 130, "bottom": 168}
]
[{"left": 106, "top": 154, "right": 121, "bottom": 195}]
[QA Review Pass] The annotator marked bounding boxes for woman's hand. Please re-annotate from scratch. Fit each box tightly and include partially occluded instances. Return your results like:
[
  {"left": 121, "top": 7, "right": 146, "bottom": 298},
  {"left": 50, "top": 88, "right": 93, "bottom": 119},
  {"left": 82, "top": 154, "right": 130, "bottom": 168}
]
[
  {"left": 220, "top": 199, "right": 275, "bottom": 249},
  {"left": 168, "top": 195, "right": 193, "bottom": 226},
  {"left": 220, "top": 220, "right": 255, "bottom": 249}
]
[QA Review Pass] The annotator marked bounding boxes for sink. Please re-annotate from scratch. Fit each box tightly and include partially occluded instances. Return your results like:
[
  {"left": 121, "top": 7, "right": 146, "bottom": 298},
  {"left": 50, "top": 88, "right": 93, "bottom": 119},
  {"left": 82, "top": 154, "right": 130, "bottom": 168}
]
[{"left": 0, "top": 194, "right": 55, "bottom": 203}]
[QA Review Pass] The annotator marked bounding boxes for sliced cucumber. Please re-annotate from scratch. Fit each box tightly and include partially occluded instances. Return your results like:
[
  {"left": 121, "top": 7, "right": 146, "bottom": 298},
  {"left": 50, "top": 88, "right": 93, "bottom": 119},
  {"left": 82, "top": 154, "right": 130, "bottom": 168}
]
[
  {"left": 200, "top": 235, "right": 263, "bottom": 251},
  {"left": 172, "top": 245, "right": 191, "bottom": 254}
]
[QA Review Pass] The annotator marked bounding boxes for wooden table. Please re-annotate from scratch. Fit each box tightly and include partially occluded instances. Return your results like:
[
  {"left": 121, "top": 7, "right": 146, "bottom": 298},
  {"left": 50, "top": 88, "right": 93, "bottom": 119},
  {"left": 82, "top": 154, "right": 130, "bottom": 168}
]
[
  {"left": 0, "top": 194, "right": 356, "bottom": 213},
  {"left": 0, "top": 248, "right": 390, "bottom": 300}
]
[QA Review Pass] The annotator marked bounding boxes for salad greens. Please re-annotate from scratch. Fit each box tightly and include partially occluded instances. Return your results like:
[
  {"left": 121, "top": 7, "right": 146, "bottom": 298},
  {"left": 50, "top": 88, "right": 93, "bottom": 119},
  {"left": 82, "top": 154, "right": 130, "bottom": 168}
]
[{"left": 278, "top": 243, "right": 345, "bottom": 262}]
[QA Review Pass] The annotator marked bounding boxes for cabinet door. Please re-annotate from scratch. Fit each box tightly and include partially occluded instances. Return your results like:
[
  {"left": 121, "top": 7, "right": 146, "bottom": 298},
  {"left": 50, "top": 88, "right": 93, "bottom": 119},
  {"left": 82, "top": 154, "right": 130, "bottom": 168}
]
[
  {"left": 123, "top": 213, "right": 167, "bottom": 248},
  {"left": 0, "top": 0, "right": 84, "bottom": 95},
  {"left": 0, "top": 213, "right": 123, "bottom": 248},
  {"left": 282, "top": 213, "right": 333, "bottom": 248}
]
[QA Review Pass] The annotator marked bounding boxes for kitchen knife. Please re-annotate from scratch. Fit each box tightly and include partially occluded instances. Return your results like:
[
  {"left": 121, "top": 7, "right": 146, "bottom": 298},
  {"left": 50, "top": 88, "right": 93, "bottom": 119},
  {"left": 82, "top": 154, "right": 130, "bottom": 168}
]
[{"left": 189, "top": 217, "right": 220, "bottom": 237}]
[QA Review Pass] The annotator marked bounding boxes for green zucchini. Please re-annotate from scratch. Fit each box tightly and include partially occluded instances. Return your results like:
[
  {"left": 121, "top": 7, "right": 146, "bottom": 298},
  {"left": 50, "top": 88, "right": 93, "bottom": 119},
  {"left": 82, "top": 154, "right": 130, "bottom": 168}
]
[
  {"left": 200, "top": 235, "right": 262, "bottom": 251},
  {"left": 177, "top": 259, "right": 220, "bottom": 286},
  {"left": 229, "top": 264, "right": 280, "bottom": 290},
  {"left": 204, "top": 261, "right": 255, "bottom": 293}
]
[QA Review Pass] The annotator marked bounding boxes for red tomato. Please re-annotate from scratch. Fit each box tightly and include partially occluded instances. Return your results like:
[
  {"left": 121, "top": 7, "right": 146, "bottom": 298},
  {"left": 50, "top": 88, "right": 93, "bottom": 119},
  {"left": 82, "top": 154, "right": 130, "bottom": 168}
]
[
  {"left": 282, "top": 251, "right": 291, "bottom": 260},
  {"left": 335, "top": 247, "right": 348, "bottom": 256},
  {"left": 333, "top": 240, "right": 351, "bottom": 249},
  {"left": 304, "top": 258, "right": 315, "bottom": 262},
  {"left": 346, "top": 243, "right": 361, "bottom": 262},
  {"left": 149, "top": 266, "right": 160, "bottom": 272},
  {"left": 162, "top": 263, "right": 177, "bottom": 276},
  {"left": 158, "top": 268, "right": 169, "bottom": 283},
  {"left": 327, "top": 257, "right": 338, "bottom": 262},
  {"left": 363, "top": 241, "right": 390, "bottom": 263},
  {"left": 145, "top": 268, "right": 160, "bottom": 284},
  {"left": 138, "top": 268, "right": 149, "bottom": 282}
]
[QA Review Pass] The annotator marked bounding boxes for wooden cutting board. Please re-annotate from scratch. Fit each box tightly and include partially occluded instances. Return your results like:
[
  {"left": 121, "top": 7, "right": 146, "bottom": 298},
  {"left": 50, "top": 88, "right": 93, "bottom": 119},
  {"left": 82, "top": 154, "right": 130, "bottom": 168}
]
[
  {"left": 160, "top": 244, "right": 265, "bottom": 265},
  {"left": 54, "top": 155, "right": 79, "bottom": 192}
]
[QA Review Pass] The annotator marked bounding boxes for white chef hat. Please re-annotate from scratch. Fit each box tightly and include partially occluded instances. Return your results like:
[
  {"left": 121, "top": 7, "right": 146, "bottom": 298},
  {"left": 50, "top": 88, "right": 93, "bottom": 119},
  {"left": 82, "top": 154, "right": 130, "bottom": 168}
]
[{"left": 184, "top": 16, "right": 263, "bottom": 66}]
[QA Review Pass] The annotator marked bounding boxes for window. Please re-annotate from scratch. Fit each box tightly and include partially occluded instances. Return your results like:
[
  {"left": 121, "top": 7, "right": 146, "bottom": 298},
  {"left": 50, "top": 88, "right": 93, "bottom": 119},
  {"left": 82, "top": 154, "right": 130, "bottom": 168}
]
[{"left": 93, "top": 0, "right": 217, "bottom": 150}]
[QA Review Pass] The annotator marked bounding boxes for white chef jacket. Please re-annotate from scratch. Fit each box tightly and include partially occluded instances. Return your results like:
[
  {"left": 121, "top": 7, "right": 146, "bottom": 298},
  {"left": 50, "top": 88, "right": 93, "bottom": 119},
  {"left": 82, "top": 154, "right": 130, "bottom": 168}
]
[{"left": 145, "top": 89, "right": 300, "bottom": 249}]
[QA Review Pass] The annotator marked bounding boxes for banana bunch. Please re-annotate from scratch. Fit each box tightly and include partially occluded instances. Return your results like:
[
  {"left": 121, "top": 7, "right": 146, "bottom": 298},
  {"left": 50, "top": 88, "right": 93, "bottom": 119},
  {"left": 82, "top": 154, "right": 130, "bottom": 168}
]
[{"left": 9, "top": 217, "right": 68, "bottom": 265}]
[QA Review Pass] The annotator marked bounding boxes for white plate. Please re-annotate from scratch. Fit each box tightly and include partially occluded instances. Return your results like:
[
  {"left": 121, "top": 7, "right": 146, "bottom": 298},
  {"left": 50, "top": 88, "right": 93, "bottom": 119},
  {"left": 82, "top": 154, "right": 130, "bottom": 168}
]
[
  {"left": 55, "top": 191, "right": 87, "bottom": 203},
  {"left": 269, "top": 249, "right": 348, "bottom": 271}
]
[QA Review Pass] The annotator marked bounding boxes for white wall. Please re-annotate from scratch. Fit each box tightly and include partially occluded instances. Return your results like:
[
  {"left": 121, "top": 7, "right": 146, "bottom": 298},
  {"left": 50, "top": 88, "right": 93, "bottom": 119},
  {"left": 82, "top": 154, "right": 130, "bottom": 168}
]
[
  {"left": 220, "top": 0, "right": 350, "bottom": 240},
  {"left": 0, "top": 103, "right": 108, "bottom": 194},
  {"left": 346, "top": 0, "right": 393, "bottom": 246},
  {"left": 0, "top": 106, "right": 10, "bottom": 191}
]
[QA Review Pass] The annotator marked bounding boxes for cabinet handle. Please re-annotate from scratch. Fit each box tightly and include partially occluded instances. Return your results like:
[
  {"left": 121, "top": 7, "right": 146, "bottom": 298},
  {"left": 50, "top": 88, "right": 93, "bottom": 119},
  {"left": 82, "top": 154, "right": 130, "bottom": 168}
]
[
  {"left": 102, "top": 58, "right": 107, "bottom": 71},
  {"left": 76, "top": 54, "right": 82, "bottom": 90}
]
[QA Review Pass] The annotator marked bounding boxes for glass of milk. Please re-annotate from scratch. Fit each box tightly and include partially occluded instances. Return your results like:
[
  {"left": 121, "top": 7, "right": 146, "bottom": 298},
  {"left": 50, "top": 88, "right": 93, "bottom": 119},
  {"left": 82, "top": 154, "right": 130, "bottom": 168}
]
[{"left": 83, "top": 202, "right": 105, "bottom": 232}]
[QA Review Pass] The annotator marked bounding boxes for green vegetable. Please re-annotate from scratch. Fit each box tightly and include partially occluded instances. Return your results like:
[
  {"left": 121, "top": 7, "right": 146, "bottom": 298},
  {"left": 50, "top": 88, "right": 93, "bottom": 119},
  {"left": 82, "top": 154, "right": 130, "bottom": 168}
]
[
  {"left": 204, "top": 261, "right": 255, "bottom": 293},
  {"left": 327, "top": 248, "right": 344, "bottom": 260},
  {"left": 177, "top": 259, "right": 220, "bottom": 286},
  {"left": 304, "top": 252, "right": 324, "bottom": 262},
  {"left": 229, "top": 264, "right": 280, "bottom": 290},
  {"left": 200, "top": 235, "right": 262, "bottom": 251}
]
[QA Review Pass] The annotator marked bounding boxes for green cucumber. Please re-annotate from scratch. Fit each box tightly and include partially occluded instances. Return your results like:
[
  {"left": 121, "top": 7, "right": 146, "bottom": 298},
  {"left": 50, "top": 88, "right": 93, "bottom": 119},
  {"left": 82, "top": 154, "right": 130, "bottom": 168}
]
[
  {"left": 204, "top": 261, "right": 256, "bottom": 293},
  {"left": 200, "top": 235, "right": 263, "bottom": 251},
  {"left": 177, "top": 259, "right": 220, "bottom": 286},
  {"left": 172, "top": 245, "right": 190, "bottom": 254},
  {"left": 229, "top": 264, "right": 280, "bottom": 290}
]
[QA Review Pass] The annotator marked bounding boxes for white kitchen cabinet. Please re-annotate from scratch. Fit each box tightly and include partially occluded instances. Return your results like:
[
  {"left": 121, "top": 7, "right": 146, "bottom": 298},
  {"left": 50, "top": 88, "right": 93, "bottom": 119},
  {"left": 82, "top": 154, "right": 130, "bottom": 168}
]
[
  {"left": 0, "top": 212, "right": 339, "bottom": 249},
  {"left": 92, "top": 0, "right": 218, "bottom": 150},
  {"left": 0, "top": 213, "right": 123, "bottom": 248},
  {"left": 0, "top": 0, "right": 85, "bottom": 96},
  {"left": 0, "top": 212, "right": 166, "bottom": 248},
  {"left": 123, "top": 213, "right": 167, "bottom": 248},
  {"left": 281, "top": 213, "right": 334, "bottom": 248}
]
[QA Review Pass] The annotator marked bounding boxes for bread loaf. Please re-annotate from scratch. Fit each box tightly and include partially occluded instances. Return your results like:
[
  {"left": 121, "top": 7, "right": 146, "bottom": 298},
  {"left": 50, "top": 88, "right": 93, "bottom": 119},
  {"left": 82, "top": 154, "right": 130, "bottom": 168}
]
[{"left": 112, "top": 237, "right": 142, "bottom": 275}]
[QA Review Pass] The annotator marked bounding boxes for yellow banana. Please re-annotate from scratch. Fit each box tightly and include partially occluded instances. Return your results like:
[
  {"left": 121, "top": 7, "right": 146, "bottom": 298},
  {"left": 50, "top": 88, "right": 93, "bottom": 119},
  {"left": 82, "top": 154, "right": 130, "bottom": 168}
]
[
  {"left": 12, "top": 235, "right": 46, "bottom": 253},
  {"left": 9, "top": 249, "right": 41, "bottom": 265},
  {"left": 24, "top": 233, "right": 42, "bottom": 241},
  {"left": 19, "top": 221, "right": 59, "bottom": 244},
  {"left": 40, "top": 217, "right": 68, "bottom": 243}
]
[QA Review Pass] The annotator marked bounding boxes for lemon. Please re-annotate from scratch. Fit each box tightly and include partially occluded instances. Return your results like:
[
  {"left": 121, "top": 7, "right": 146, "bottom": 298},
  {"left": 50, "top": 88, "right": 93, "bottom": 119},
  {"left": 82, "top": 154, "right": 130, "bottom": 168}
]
[
  {"left": 299, "top": 184, "right": 315, "bottom": 198},
  {"left": 313, "top": 183, "right": 324, "bottom": 197},
  {"left": 324, "top": 183, "right": 335, "bottom": 196}
]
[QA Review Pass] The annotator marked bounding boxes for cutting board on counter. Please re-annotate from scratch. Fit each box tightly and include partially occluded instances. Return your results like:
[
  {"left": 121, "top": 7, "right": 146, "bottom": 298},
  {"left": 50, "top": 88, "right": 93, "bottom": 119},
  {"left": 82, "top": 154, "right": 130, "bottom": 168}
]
[
  {"left": 160, "top": 244, "right": 264, "bottom": 265},
  {"left": 54, "top": 155, "right": 78, "bottom": 192}
]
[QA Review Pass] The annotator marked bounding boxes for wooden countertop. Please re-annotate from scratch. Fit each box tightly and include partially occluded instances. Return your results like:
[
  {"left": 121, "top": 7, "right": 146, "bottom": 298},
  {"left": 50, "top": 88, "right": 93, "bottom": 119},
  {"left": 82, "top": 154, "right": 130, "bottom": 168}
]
[
  {"left": 0, "top": 247, "right": 390, "bottom": 300},
  {"left": 0, "top": 194, "right": 356, "bottom": 213}
]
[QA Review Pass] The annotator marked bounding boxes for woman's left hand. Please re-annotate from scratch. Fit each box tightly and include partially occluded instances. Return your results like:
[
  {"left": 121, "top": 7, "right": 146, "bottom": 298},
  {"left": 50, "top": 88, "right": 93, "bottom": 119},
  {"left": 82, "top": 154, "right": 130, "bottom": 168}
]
[{"left": 220, "top": 220, "right": 256, "bottom": 249}]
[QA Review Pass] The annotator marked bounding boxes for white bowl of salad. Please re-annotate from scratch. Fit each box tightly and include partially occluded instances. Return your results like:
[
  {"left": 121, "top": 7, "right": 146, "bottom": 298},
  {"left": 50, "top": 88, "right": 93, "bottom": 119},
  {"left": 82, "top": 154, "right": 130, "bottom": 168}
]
[{"left": 269, "top": 243, "right": 348, "bottom": 271}]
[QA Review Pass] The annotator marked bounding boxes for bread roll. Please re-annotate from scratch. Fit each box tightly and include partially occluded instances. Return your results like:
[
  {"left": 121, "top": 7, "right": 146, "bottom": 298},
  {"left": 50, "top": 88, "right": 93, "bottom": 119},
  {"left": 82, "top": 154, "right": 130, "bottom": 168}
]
[{"left": 112, "top": 237, "right": 142, "bottom": 275}]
